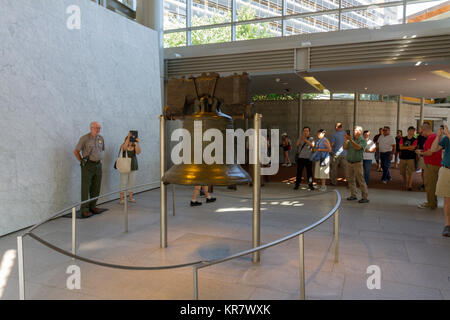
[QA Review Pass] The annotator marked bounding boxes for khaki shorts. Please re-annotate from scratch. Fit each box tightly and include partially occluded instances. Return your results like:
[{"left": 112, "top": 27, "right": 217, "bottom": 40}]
[
  {"left": 417, "top": 156, "right": 426, "bottom": 170},
  {"left": 399, "top": 159, "right": 415, "bottom": 177},
  {"left": 436, "top": 167, "right": 450, "bottom": 198}
]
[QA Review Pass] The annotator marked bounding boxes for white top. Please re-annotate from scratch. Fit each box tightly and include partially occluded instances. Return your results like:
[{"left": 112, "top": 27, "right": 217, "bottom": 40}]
[
  {"left": 363, "top": 139, "right": 376, "bottom": 161},
  {"left": 377, "top": 134, "right": 396, "bottom": 153}
]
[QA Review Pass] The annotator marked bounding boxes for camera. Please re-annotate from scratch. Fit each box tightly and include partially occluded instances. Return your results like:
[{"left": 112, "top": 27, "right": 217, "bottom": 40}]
[{"left": 130, "top": 130, "right": 138, "bottom": 142}]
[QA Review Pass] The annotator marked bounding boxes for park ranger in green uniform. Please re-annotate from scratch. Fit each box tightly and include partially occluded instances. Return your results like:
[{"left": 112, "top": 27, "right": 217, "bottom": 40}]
[{"left": 73, "top": 121, "right": 105, "bottom": 218}]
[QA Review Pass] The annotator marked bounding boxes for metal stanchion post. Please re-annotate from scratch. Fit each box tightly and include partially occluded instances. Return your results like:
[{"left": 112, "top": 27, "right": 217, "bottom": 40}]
[
  {"left": 124, "top": 189, "right": 128, "bottom": 233},
  {"left": 17, "top": 236, "right": 25, "bottom": 300},
  {"left": 193, "top": 266, "right": 199, "bottom": 300},
  {"left": 334, "top": 210, "right": 339, "bottom": 263},
  {"left": 72, "top": 207, "right": 76, "bottom": 259},
  {"left": 299, "top": 233, "right": 305, "bottom": 300},
  {"left": 252, "top": 113, "right": 262, "bottom": 263},
  {"left": 172, "top": 184, "right": 175, "bottom": 217},
  {"left": 160, "top": 115, "right": 168, "bottom": 248}
]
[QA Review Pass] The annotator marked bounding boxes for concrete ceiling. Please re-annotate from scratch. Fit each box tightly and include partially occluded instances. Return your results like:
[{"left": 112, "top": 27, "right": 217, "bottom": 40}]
[
  {"left": 248, "top": 62, "right": 450, "bottom": 98},
  {"left": 248, "top": 72, "right": 321, "bottom": 96}
]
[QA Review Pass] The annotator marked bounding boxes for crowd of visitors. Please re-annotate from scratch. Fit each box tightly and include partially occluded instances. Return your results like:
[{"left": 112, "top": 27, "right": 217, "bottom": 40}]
[{"left": 290, "top": 121, "right": 450, "bottom": 236}]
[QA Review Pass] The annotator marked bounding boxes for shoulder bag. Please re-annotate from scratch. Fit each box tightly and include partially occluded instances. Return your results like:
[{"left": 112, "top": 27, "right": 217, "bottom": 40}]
[{"left": 115, "top": 149, "right": 131, "bottom": 173}]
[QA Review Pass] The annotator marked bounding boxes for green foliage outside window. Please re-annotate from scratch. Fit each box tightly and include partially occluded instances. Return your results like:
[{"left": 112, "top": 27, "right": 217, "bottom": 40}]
[{"left": 164, "top": 6, "right": 275, "bottom": 48}]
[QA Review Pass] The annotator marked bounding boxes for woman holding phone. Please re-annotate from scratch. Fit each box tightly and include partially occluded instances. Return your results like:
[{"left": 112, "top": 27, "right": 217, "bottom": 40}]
[{"left": 119, "top": 132, "right": 141, "bottom": 204}]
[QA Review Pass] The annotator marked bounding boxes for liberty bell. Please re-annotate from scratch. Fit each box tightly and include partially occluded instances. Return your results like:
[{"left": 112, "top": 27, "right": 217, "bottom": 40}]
[{"left": 162, "top": 94, "right": 251, "bottom": 186}]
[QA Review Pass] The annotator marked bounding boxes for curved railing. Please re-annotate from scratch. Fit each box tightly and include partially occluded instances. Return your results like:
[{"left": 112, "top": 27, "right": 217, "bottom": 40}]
[
  {"left": 16, "top": 182, "right": 341, "bottom": 300},
  {"left": 192, "top": 189, "right": 341, "bottom": 300}
]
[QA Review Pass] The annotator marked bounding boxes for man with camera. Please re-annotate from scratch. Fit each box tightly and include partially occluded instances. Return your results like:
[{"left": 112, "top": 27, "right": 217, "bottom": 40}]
[
  {"left": 343, "top": 126, "right": 369, "bottom": 203},
  {"left": 73, "top": 121, "right": 105, "bottom": 218}
]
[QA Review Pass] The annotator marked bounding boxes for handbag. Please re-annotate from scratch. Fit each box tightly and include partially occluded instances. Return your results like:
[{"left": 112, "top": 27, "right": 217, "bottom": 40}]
[{"left": 115, "top": 149, "right": 131, "bottom": 173}]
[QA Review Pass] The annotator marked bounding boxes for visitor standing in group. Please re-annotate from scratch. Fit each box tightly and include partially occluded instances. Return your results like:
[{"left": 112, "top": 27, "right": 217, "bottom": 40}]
[
  {"left": 373, "top": 128, "right": 383, "bottom": 172},
  {"left": 394, "top": 130, "right": 403, "bottom": 168},
  {"left": 313, "top": 129, "right": 332, "bottom": 192},
  {"left": 416, "top": 123, "right": 443, "bottom": 210},
  {"left": 330, "top": 122, "right": 347, "bottom": 186},
  {"left": 294, "top": 127, "right": 315, "bottom": 191},
  {"left": 399, "top": 126, "right": 417, "bottom": 191},
  {"left": 281, "top": 133, "right": 292, "bottom": 167},
  {"left": 363, "top": 130, "right": 376, "bottom": 186},
  {"left": 377, "top": 126, "right": 396, "bottom": 184}
]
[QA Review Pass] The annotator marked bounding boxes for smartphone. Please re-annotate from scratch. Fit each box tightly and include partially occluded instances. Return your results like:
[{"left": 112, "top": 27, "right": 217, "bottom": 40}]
[{"left": 130, "top": 130, "right": 138, "bottom": 142}]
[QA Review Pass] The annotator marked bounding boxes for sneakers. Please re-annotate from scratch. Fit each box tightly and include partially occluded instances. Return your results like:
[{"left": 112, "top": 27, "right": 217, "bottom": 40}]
[
  {"left": 417, "top": 202, "right": 436, "bottom": 209},
  {"left": 417, "top": 202, "right": 428, "bottom": 209},
  {"left": 319, "top": 186, "right": 327, "bottom": 192},
  {"left": 293, "top": 185, "right": 299, "bottom": 190},
  {"left": 442, "top": 226, "right": 450, "bottom": 237},
  {"left": 191, "top": 197, "right": 216, "bottom": 206},
  {"left": 285, "top": 163, "right": 292, "bottom": 167},
  {"left": 382, "top": 180, "right": 387, "bottom": 184},
  {"left": 308, "top": 185, "right": 315, "bottom": 191},
  {"left": 347, "top": 196, "right": 357, "bottom": 201},
  {"left": 119, "top": 199, "right": 124, "bottom": 205},
  {"left": 358, "top": 199, "right": 369, "bottom": 203}
]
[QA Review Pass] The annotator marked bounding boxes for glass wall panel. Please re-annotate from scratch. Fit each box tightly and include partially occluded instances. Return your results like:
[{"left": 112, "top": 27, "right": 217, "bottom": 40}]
[
  {"left": 236, "top": 0, "right": 283, "bottom": 21},
  {"left": 285, "top": 14, "right": 339, "bottom": 35},
  {"left": 360, "top": 93, "right": 381, "bottom": 100},
  {"left": 340, "top": 5, "right": 402, "bottom": 30},
  {"left": 164, "top": 0, "right": 187, "bottom": 30},
  {"left": 342, "top": 0, "right": 401, "bottom": 8},
  {"left": 332, "top": 93, "right": 355, "bottom": 99},
  {"left": 236, "top": 20, "right": 282, "bottom": 40},
  {"left": 191, "top": 26, "right": 232, "bottom": 44},
  {"left": 406, "top": 0, "right": 449, "bottom": 23},
  {"left": 192, "top": 0, "right": 232, "bottom": 26},
  {"left": 164, "top": 31, "right": 187, "bottom": 48}
]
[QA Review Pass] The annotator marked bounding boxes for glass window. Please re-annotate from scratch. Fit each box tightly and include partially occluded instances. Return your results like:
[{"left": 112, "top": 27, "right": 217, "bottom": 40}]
[
  {"left": 192, "top": 26, "right": 232, "bottom": 44},
  {"left": 332, "top": 93, "right": 355, "bottom": 100},
  {"left": 286, "top": 0, "right": 339, "bottom": 14},
  {"left": 285, "top": 13, "right": 339, "bottom": 35},
  {"left": 236, "top": 20, "right": 282, "bottom": 40},
  {"left": 360, "top": 94, "right": 381, "bottom": 100},
  {"left": 192, "top": 0, "right": 232, "bottom": 27},
  {"left": 164, "top": 0, "right": 187, "bottom": 30},
  {"left": 164, "top": 31, "right": 187, "bottom": 48},
  {"left": 406, "top": 0, "right": 449, "bottom": 23},
  {"left": 340, "top": 5, "right": 402, "bottom": 30},
  {"left": 342, "top": 0, "right": 400, "bottom": 8},
  {"left": 236, "top": 0, "right": 283, "bottom": 21}
]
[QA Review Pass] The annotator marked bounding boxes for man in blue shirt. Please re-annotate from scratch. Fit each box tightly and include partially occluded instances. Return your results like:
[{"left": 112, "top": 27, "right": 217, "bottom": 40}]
[
  {"left": 429, "top": 124, "right": 450, "bottom": 237},
  {"left": 330, "top": 123, "right": 348, "bottom": 185}
]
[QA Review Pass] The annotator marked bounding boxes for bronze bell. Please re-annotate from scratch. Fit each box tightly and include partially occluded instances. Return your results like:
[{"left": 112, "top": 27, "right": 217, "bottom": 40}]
[{"left": 162, "top": 96, "right": 251, "bottom": 186}]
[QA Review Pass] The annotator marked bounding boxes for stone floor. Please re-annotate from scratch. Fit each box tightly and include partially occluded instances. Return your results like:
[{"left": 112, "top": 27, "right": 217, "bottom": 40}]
[{"left": 0, "top": 183, "right": 449, "bottom": 300}]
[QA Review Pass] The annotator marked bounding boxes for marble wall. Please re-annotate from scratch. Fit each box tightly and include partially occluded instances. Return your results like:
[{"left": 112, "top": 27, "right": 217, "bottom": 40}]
[{"left": 0, "top": 0, "right": 161, "bottom": 236}]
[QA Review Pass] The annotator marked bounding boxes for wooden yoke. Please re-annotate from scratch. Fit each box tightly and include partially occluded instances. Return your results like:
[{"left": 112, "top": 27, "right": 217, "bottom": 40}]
[{"left": 164, "top": 72, "right": 254, "bottom": 119}]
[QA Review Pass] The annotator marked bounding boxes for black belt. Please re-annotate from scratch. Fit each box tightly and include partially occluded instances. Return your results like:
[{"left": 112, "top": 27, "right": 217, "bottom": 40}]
[
  {"left": 348, "top": 161, "right": 362, "bottom": 164},
  {"left": 88, "top": 160, "right": 101, "bottom": 164}
]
